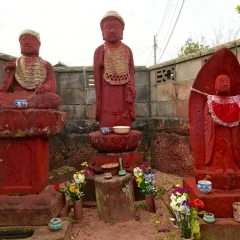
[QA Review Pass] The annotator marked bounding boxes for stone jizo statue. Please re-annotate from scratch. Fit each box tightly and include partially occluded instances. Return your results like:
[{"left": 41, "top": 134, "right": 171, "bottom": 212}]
[
  {"left": 93, "top": 10, "right": 136, "bottom": 129},
  {"left": 0, "top": 29, "right": 60, "bottom": 109},
  {"left": 204, "top": 74, "right": 240, "bottom": 174}
]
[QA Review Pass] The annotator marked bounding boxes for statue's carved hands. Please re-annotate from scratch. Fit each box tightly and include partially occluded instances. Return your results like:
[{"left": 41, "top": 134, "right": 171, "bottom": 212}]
[
  {"left": 4, "top": 61, "right": 16, "bottom": 72},
  {"left": 125, "top": 84, "right": 136, "bottom": 103},
  {"left": 35, "top": 84, "right": 51, "bottom": 94}
]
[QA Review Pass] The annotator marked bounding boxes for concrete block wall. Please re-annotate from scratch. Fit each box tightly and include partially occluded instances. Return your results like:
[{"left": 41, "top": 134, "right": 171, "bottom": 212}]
[
  {"left": 54, "top": 65, "right": 150, "bottom": 120},
  {"left": 0, "top": 53, "right": 16, "bottom": 86},
  {"left": 149, "top": 40, "right": 240, "bottom": 120}
]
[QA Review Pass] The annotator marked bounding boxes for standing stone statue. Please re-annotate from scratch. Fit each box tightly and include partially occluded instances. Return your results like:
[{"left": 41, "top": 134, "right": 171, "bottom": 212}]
[
  {"left": 189, "top": 47, "right": 240, "bottom": 190},
  {"left": 93, "top": 10, "right": 136, "bottom": 128}
]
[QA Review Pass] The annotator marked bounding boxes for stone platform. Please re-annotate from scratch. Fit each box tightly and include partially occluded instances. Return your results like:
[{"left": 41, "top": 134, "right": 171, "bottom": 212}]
[
  {"left": 0, "top": 185, "right": 66, "bottom": 226},
  {"left": 200, "top": 218, "right": 240, "bottom": 240},
  {"left": 183, "top": 177, "right": 240, "bottom": 218}
]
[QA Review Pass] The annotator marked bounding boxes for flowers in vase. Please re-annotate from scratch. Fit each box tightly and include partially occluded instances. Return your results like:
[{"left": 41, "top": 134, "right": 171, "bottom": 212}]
[
  {"left": 133, "top": 163, "right": 156, "bottom": 195},
  {"left": 170, "top": 186, "right": 205, "bottom": 239},
  {"left": 55, "top": 161, "right": 94, "bottom": 202}
]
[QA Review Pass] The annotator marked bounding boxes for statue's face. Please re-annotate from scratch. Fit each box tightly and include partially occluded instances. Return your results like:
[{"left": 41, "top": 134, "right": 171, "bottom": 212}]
[
  {"left": 102, "top": 18, "right": 123, "bottom": 43},
  {"left": 215, "top": 75, "right": 230, "bottom": 94},
  {"left": 20, "top": 34, "right": 40, "bottom": 56}
]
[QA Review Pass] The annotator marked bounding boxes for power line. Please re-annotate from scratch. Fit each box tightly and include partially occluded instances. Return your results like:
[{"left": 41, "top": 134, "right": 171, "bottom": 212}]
[{"left": 157, "top": 0, "right": 185, "bottom": 63}]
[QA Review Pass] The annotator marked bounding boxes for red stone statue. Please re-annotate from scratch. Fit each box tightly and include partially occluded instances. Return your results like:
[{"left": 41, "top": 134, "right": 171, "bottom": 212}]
[
  {"left": 93, "top": 10, "right": 136, "bottom": 128},
  {"left": 0, "top": 29, "right": 66, "bottom": 226},
  {"left": 204, "top": 75, "right": 240, "bottom": 174},
  {"left": 188, "top": 47, "right": 240, "bottom": 190},
  {"left": 185, "top": 48, "right": 240, "bottom": 218},
  {"left": 89, "top": 11, "right": 143, "bottom": 173},
  {"left": 0, "top": 29, "right": 60, "bottom": 109}
]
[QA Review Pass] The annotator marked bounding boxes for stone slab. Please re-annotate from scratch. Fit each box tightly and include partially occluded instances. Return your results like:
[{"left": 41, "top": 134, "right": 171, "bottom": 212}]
[
  {"left": 0, "top": 185, "right": 66, "bottom": 226},
  {"left": 200, "top": 218, "right": 240, "bottom": 240},
  {"left": 0, "top": 219, "right": 71, "bottom": 240},
  {"left": 183, "top": 177, "right": 240, "bottom": 218}
]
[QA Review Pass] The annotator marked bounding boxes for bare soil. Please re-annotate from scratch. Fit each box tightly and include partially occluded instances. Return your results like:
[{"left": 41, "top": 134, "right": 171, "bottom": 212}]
[{"left": 69, "top": 171, "right": 185, "bottom": 240}]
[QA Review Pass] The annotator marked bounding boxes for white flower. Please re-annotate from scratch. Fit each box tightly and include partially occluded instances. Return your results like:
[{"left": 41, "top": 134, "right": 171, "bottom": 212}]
[
  {"left": 73, "top": 172, "right": 85, "bottom": 183},
  {"left": 133, "top": 167, "right": 143, "bottom": 178},
  {"left": 170, "top": 193, "right": 176, "bottom": 202}
]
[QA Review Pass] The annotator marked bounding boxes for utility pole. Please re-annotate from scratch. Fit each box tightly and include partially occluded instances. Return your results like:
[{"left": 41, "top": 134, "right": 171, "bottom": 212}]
[{"left": 153, "top": 35, "right": 157, "bottom": 65}]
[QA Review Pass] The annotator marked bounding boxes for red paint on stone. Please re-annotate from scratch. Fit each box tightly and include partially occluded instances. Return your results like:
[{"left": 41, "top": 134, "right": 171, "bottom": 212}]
[
  {"left": 183, "top": 177, "right": 240, "bottom": 218},
  {"left": 90, "top": 151, "right": 144, "bottom": 173},
  {"left": 0, "top": 138, "right": 49, "bottom": 194},
  {"left": 0, "top": 185, "right": 66, "bottom": 226},
  {"left": 89, "top": 130, "right": 142, "bottom": 153},
  {"left": 0, "top": 109, "right": 67, "bottom": 138},
  {"left": 89, "top": 11, "right": 144, "bottom": 172},
  {"left": 189, "top": 47, "right": 240, "bottom": 190}
]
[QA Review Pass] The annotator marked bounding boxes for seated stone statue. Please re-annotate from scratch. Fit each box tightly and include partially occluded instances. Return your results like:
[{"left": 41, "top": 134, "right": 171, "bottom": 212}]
[
  {"left": 93, "top": 10, "right": 136, "bottom": 129},
  {"left": 0, "top": 29, "right": 60, "bottom": 109},
  {"left": 204, "top": 74, "right": 240, "bottom": 174}
]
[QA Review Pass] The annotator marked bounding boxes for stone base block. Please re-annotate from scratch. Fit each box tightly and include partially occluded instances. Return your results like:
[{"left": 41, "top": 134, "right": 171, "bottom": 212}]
[
  {"left": 183, "top": 177, "right": 240, "bottom": 218},
  {"left": 95, "top": 173, "right": 136, "bottom": 223},
  {"left": 200, "top": 218, "right": 240, "bottom": 240},
  {"left": 0, "top": 219, "right": 71, "bottom": 240},
  {"left": 194, "top": 169, "right": 240, "bottom": 190},
  {"left": 0, "top": 137, "right": 49, "bottom": 194},
  {"left": 0, "top": 185, "right": 66, "bottom": 226}
]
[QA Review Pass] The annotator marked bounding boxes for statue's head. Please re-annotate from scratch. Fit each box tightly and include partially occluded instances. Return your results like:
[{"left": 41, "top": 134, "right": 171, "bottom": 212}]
[
  {"left": 19, "top": 29, "right": 41, "bottom": 56},
  {"left": 215, "top": 74, "right": 230, "bottom": 95},
  {"left": 100, "top": 11, "right": 125, "bottom": 43}
]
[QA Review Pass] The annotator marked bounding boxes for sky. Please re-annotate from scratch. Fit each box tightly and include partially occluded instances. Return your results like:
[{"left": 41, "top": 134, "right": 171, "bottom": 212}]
[{"left": 0, "top": 0, "right": 239, "bottom": 67}]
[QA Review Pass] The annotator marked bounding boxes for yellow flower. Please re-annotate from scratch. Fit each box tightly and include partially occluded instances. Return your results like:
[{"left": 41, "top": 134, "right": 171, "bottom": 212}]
[
  {"left": 175, "top": 184, "right": 181, "bottom": 188},
  {"left": 69, "top": 183, "right": 76, "bottom": 193},
  {"left": 74, "top": 188, "right": 80, "bottom": 195},
  {"left": 136, "top": 177, "right": 142, "bottom": 187},
  {"left": 81, "top": 162, "right": 88, "bottom": 167}
]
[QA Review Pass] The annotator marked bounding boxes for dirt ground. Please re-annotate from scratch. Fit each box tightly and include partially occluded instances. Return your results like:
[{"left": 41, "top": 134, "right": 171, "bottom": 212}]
[{"left": 69, "top": 171, "right": 185, "bottom": 240}]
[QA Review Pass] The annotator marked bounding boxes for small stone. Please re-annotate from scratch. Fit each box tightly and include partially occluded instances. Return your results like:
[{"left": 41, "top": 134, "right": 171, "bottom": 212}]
[{"left": 158, "top": 224, "right": 170, "bottom": 232}]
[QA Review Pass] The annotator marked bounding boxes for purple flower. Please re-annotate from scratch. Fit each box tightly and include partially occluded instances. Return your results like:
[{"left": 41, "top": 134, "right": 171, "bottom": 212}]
[{"left": 173, "top": 187, "right": 192, "bottom": 195}]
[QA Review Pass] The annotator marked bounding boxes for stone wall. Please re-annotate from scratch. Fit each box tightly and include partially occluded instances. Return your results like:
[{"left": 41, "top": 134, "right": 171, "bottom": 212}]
[{"left": 1, "top": 40, "right": 240, "bottom": 178}]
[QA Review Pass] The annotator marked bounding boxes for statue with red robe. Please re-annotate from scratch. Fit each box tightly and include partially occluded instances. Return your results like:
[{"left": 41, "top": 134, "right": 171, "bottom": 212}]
[{"left": 93, "top": 11, "right": 136, "bottom": 129}]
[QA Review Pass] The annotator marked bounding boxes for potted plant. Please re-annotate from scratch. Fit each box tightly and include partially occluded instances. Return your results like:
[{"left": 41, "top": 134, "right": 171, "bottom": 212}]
[
  {"left": 133, "top": 163, "right": 157, "bottom": 213},
  {"left": 170, "top": 186, "right": 205, "bottom": 239}
]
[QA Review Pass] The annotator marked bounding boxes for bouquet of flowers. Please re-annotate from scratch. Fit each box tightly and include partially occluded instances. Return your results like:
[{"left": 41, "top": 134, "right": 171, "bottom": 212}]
[
  {"left": 133, "top": 163, "right": 156, "bottom": 195},
  {"left": 170, "top": 186, "right": 205, "bottom": 239},
  {"left": 55, "top": 161, "right": 94, "bottom": 202}
]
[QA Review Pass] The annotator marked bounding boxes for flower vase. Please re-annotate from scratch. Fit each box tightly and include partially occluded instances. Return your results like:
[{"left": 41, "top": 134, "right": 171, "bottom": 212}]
[
  {"left": 73, "top": 199, "right": 83, "bottom": 220},
  {"left": 145, "top": 194, "right": 156, "bottom": 213},
  {"left": 181, "top": 237, "right": 194, "bottom": 240}
]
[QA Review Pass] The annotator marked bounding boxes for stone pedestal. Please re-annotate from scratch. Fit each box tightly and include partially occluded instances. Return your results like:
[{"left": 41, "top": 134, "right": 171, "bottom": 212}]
[
  {"left": 183, "top": 177, "right": 240, "bottom": 218},
  {"left": 89, "top": 130, "right": 142, "bottom": 153},
  {"left": 0, "top": 185, "right": 66, "bottom": 226},
  {"left": 91, "top": 151, "right": 144, "bottom": 173},
  {"left": 0, "top": 138, "right": 49, "bottom": 195},
  {"left": 94, "top": 173, "right": 135, "bottom": 222}
]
